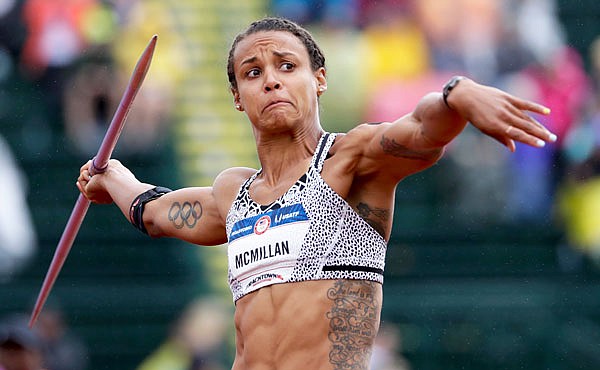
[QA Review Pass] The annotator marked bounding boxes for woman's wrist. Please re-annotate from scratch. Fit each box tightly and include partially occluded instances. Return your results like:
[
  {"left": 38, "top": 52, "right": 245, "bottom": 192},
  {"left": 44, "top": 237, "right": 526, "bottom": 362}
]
[{"left": 442, "top": 76, "right": 472, "bottom": 111}]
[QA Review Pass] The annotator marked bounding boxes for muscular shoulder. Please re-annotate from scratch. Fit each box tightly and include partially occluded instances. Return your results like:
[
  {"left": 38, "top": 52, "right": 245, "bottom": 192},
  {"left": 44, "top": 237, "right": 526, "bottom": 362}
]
[
  {"left": 333, "top": 120, "right": 442, "bottom": 181},
  {"left": 212, "top": 167, "right": 257, "bottom": 217},
  {"left": 333, "top": 123, "right": 381, "bottom": 151},
  {"left": 328, "top": 123, "right": 390, "bottom": 177},
  {"left": 326, "top": 124, "right": 366, "bottom": 164}
]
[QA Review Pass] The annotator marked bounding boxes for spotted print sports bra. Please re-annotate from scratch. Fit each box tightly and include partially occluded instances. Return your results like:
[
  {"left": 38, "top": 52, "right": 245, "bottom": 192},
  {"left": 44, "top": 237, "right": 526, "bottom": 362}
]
[{"left": 225, "top": 132, "right": 387, "bottom": 302}]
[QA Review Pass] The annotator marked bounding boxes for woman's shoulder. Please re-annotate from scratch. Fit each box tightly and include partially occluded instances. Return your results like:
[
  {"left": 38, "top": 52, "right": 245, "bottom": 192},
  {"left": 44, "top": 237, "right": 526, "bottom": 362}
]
[
  {"left": 212, "top": 167, "right": 258, "bottom": 215},
  {"left": 329, "top": 122, "right": 383, "bottom": 154},
  {"left": 217, "top": 166, "right": 257, "bottom": 179},
  {"left": 214, "top": 167, "right": 257, "bottom": 190}
]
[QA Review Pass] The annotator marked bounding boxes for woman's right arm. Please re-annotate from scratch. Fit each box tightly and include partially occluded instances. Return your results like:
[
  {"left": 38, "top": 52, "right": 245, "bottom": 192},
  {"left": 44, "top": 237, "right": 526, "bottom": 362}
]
[{"left": 77, "top": 159, "right": 242, "bottom": 246}]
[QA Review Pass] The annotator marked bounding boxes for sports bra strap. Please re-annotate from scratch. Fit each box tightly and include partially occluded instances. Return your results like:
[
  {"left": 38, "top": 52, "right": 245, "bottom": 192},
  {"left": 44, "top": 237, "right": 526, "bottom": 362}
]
[{"left": 311, "top": 132, "right": 336, "bottom": 173}]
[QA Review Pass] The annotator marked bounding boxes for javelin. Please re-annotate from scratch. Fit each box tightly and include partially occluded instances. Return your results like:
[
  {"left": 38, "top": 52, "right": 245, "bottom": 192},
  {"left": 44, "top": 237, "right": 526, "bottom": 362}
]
[{"left": 29, "top": 35, "right": 158, "bottom": 328}]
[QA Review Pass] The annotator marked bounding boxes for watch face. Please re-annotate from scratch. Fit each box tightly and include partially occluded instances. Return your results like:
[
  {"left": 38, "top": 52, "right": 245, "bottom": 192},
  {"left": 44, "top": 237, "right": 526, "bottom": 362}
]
[
  {"left": 446, "top": 76, "right": 462, "bottom": 90},
  {"left": 443, "top": 76, "right": 464, "bottom": 107}
]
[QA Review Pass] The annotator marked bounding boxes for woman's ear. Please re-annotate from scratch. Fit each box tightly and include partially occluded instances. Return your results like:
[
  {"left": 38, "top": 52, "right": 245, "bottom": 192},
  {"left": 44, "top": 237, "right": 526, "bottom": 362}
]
[
  {"left": 315, "top": 67, "right": 327, "bottom": 96},
  {"left": 232, "top": 88, "right": 244, "bottom": 111}
]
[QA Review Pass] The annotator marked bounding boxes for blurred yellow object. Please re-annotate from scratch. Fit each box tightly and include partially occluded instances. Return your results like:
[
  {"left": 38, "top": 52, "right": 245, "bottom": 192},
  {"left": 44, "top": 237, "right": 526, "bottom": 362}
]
[
  {"left": 558, "top": 177, "right": 600, "bottom": 254},
  {"left": 112, "top": 0, "right": 188, "bottom": 89},
  {"left": 362, "top": 17, "right": 430, "bottom": 86},
  {"left": 80, "top": 1, "right": 117, "bottom": 44}
]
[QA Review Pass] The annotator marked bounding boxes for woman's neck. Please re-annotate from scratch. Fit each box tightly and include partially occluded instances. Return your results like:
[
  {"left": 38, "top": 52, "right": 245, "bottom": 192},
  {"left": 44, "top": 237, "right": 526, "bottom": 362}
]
[{"left": 254, "top": 125, "right": 324, "bottom": 185}]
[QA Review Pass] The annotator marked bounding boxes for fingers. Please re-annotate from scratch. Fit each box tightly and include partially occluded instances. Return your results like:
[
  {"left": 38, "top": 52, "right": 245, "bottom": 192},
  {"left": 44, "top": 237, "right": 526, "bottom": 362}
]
[
  {"left": 77, "top": 168, "right": 93, "bottom": 183},
  {"left": 466, "top": 85, "right": 557, "bottom": 152},
  {"left": 76, "top": 159, "right": 115, "bottom": 204},
  {"left": 500, "top": 97, "right": 557, "bottom": 149},
  {"left": 77, "top": 160, "right": 95, "bottom": 194},
  {"left": 79, "top": 159, "right": 92, "bottom": 173},
  {"left": 488, "top": 128, "right": 516, "bottom": 153},
  {"left": 510, "top": 95, "right": 551, "bottom": 116},
  {"left": 483, "top": 109, "right": 555, "bottom": 152},
  {"left": 502, "top": 125, "right": 544, "bottom": 150}
]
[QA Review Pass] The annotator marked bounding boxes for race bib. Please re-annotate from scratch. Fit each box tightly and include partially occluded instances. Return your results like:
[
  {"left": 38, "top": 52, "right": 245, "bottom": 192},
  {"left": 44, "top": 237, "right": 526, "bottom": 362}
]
[{"left": 228, "top": 203, "right": 310, "bottom": 293}]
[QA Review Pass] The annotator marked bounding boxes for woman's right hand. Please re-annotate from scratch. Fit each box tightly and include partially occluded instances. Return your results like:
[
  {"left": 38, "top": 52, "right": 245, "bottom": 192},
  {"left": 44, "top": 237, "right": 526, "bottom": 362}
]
[{"left": 76, "top": 159, "right": 115, "bottom": 204}]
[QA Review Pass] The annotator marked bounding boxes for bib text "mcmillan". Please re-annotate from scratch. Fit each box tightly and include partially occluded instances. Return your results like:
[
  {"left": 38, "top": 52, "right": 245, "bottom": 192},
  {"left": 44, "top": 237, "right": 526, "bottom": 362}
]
[{"left": 235, "top": 241, "right": 290, "bottom": 269}]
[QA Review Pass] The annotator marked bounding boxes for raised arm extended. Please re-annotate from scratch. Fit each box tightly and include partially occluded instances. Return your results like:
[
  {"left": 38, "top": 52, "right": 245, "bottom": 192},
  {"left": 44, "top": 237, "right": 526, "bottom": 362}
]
[{"left": 349, "top": 77, "right": 556, "bottom": 181}]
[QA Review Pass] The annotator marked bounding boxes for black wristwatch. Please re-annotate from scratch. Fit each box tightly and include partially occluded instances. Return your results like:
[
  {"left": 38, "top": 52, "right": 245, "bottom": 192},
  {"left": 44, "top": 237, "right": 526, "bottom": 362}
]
[{"left": 442, "top": 76, "right": 465, "bottom": 109}]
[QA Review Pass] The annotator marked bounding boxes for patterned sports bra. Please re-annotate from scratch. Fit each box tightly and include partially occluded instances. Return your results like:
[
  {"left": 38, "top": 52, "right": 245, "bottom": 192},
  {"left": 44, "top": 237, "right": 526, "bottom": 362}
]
[{"left": 225, "top": 132, "right": 387, "bottom": 302}]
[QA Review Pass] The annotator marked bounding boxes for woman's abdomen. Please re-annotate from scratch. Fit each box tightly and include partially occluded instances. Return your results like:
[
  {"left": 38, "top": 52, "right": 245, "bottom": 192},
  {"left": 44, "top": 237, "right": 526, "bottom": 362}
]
[{"left": 232, "top": 279, "right": 382, "bottom": 370}]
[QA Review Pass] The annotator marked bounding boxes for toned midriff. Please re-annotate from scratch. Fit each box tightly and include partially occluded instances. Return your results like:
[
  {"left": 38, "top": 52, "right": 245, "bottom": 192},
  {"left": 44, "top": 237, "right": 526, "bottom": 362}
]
[{"left": 231, "top": 279, "right": 383, "bottom": 370}]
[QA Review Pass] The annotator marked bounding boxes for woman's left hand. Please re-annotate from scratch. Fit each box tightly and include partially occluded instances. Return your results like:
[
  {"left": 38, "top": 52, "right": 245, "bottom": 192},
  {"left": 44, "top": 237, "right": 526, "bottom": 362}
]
[{"left": 447, "top": 78, "right": 557, "bottom": 152}]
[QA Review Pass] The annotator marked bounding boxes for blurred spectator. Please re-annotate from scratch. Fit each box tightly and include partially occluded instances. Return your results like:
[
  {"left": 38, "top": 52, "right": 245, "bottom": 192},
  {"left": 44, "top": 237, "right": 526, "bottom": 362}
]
[
  {"left": 415, "top": 0, "right": 535, "bottom": 83},
  {"left": 556, "top": 35, "right": 600, "bottom": 264},
  {"left": 557, "top": 144, "right": 600, "bottom": 263},
  {"left": 361, "top": 4, "right": 430, "bottom": 87},
  {"left": 515, "top": 0, "right": 566, "bottom": 69},
  {"left": 455, "top": 0, "right": 502, "bottom": 83},
  {"left": 19, "top": 0, "right": 117, "bottom": 115},
  {"left": 503, "top": 44, "right": 590, "bottom": 222},
  {"left": 35, "top": 305, "right": 88, "bottom": 370},
  {"left": 63, "top": 0, "right": 183, "bottom": 156},
  {"left": 358, "top": 1, "right": 434, "bottom": 124},
  {"left": 0, "top": 135, "right": 36, "bottom": 282},
  {"left": 137, "top": 298, "right": 231, "bottom": 370},
  {"left": 504, "top": 1, "right": 590, "bottom": 223},
  {"left": 413, "top": 0, "right": 465, "bottom": 75},
  {"left": 0, "top": 0, "right": 25, "bottom": 65},
  {"left": 62, "top": 59, "right": 118, "bottom": 156},
  {"left": 20, "top": 0, "right": 98, "bottom": 77},
  {"left": 0, "top": 314, "right": 45, "bottom": 370}
]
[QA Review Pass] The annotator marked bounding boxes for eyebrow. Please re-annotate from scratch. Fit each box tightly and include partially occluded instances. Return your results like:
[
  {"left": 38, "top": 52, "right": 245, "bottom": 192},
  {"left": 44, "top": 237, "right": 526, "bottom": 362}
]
[
  {"left": 240, "top": 56, "right": 257, "bottom": 66},
  {"left": 273, "top": 51, "right": 295, "bottom": 58},
  {"left": 240, "top": 51, "right": 296, "bottom": 67}
]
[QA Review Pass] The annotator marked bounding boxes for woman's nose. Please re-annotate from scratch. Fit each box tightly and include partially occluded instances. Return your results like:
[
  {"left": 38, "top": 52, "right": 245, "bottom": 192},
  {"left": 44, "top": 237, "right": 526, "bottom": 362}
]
[
  {"left": 264, "top": 82, "right": 281, "bottom": 92},
  {"left": 263, "top": 69, "right": 281, "bottom": 92}
]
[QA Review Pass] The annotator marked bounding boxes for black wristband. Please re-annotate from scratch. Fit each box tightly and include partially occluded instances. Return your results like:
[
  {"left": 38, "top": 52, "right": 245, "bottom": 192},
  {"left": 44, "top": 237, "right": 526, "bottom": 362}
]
[
  {"left": 129, "top": 186, "right": 173, "bottom": 234},
  {"left": 442, "top": 76, "right": 465, "bottom": 109}
]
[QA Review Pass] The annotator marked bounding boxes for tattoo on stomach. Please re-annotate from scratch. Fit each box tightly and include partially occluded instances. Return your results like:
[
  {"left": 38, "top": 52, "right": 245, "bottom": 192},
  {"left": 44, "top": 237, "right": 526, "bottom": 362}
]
[
  {"left": 326, "top": 280, "right": 380, "bottom": 369},
  {"left": 168, "top": 201, "right": 203, "bottom": 229}
]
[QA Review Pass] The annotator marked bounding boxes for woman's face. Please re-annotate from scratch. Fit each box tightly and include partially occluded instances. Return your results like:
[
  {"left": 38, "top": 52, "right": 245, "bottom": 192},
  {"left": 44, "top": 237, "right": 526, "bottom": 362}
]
[{"left": 232, "top": 31, "right": 326, "bottom": 132}]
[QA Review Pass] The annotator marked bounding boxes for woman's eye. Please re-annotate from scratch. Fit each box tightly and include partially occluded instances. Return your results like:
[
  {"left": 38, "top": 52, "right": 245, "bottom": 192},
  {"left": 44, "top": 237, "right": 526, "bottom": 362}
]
[
  {"left": 281, "top": 62, "right": 294, "bottom": 71},
  {"left": 247, "top": 69, "right": 260, "bottom": 77}
]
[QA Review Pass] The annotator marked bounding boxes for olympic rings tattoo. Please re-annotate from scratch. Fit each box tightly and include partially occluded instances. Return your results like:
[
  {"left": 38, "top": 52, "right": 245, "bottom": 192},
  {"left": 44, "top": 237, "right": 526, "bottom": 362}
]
[{"left": 168, "top": 201, "right": 203, "bottom": 229}]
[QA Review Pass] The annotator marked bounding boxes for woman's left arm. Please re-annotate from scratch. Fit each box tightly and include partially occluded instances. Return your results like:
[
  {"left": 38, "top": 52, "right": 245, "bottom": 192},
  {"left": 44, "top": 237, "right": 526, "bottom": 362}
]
[{"left": 354, "top": 77, "right": 556, "bottom": 181}]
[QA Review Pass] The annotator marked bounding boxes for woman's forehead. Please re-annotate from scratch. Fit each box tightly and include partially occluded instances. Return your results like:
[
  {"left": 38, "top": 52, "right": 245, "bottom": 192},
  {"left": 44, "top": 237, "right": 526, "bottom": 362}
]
[{"left": 234, "top": 31, "right": 307, "bottom": 63}]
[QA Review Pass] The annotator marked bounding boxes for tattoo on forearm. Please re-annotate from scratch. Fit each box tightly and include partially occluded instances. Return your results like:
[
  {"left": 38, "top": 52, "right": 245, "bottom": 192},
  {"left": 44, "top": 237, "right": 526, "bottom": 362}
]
[
  {"left": 356, "top": 202, "right": 388, "bottom": 237},
  {"left": 326, "top": 280, "right": 380, "bottom": 370},
  {"left": 380, "top": 134, "right": 438, "bottom": 160},
  {"left": 167, "top": 201, "right": 203, "bottom": 229}
]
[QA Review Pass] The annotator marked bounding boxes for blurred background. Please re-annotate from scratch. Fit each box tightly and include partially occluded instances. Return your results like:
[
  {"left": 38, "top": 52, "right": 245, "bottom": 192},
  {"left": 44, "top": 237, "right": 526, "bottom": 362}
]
[{"left": 1, "top": 0, "right": 600, "bottom": 369}]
